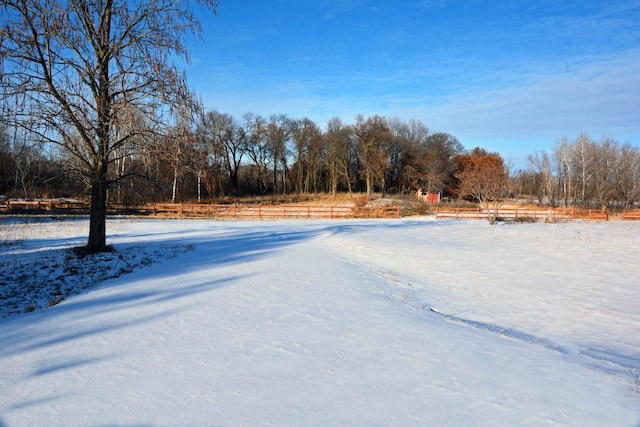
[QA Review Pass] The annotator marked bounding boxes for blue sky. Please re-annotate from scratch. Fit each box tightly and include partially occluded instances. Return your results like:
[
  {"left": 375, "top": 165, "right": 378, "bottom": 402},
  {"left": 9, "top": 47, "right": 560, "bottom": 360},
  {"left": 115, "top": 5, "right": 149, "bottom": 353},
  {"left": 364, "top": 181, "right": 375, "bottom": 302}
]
[{"left": 187, "top": 0, "right": 640, "bottom": 169}]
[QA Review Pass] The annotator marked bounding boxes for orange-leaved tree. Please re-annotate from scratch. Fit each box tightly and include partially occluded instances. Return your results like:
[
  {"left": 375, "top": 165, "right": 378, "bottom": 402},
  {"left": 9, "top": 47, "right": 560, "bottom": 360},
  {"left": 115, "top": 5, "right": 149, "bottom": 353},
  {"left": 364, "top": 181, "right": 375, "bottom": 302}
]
[{"left": 455, "top": 148, "right": 513, "bottom": 224}]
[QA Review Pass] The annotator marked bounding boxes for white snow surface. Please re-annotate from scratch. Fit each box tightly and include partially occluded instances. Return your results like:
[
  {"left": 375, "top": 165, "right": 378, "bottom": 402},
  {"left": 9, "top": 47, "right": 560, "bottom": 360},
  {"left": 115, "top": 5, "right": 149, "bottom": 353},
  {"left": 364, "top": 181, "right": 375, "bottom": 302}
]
[{"left": 1, "top": 217, "right": 639, "bottom": 426}]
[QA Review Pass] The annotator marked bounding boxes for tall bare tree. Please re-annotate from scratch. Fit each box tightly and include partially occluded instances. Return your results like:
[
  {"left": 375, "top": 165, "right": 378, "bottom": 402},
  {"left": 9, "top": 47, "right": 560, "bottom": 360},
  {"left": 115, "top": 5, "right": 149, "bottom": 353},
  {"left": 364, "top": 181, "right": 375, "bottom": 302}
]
[
  {"left": 242, "top": 112, "right": 271, "bottom": 194},
  {"left": 0, "top": 0, "right": 218, "bottom": 252},
  {"left": 616, "top": 143, "right": 640, "bottom": 207},
  {"left": 422, "top": 132, "right": 462, "bottom": 194},
  {"left": 353, "top": 115, "right": 392, "bottom": 199},
  {"left": 570, "top": 133, "right": 595, "bottom": 205},
  {"left": 201, "top": 110, "right": 246, "bottom": 196},
  {"left": 265, "top": 114, "right": 291, "bottom": 195},
  {"left": 290, "top": 117, "right": 323, "bottom": 195},
  {"left": 527, "top": 150, "right": 556, "bottom": 205},
  {"left": 325, "top": 117, "right": 354, "bottom": 197},
  {"left": 592, "top": 136, "right": 620, "bottom": 210}
]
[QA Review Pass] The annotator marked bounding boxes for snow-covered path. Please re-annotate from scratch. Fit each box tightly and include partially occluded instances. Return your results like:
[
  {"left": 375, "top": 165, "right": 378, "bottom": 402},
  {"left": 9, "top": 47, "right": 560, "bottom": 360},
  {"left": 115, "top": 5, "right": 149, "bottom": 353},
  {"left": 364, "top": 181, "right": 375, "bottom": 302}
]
[{"left": 1, "top": 218, "right": 639, "bottom": 425}]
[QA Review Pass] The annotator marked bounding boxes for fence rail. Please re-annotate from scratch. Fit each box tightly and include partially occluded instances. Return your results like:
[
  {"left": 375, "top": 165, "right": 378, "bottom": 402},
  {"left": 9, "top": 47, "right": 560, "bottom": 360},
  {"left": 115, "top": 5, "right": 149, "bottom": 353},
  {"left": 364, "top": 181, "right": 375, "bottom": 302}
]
[
  {"left": 136, "top": 203, "right": 401, "bottom": 219},
  {"left": 622, "top": 209, "right": 640, "bottom": 220},
  {"left": 435, "top": 207, "right": 612, "bottom": 221},
  {"left": 0, "top": 199, "right": 89, "bottom": 213},
  {"left": 0, "top": 200, "right": 401, "bottom": 219}
]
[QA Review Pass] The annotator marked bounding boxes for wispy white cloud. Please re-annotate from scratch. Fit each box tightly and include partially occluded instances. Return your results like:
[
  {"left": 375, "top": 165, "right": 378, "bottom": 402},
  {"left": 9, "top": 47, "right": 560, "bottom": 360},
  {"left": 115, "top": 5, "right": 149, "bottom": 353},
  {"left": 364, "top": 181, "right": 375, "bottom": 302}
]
[
  {"left": 192, "top": 0, "right": 640, "bottom": 170},
  {"left": 416, "top": 49, "right": 640, "bottom": 139},
  {"left": 198, "top": 48, "right": 639, "bottom": 139}
]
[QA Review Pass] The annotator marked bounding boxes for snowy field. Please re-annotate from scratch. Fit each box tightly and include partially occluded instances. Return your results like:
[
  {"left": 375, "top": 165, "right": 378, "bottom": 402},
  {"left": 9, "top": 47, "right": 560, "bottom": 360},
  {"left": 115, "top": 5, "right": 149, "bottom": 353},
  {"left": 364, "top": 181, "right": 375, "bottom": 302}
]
[{"left": 0, "top": 216, "right": 639, "bottom": 426}]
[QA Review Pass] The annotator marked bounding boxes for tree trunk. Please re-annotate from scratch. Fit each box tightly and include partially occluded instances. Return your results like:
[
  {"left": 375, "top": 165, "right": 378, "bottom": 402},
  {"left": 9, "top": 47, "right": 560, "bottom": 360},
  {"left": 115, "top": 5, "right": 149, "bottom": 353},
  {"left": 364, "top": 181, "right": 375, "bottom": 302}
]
[
  {"left": 331, "top": 169, "right": 338, "bottom": 198},
  {"left": 231, "top": 169, "right": 239, "bottom": 195},
  {"left": 366, "top": 170, "right": 373, "bottom": 199},
  {"left": 87, "top": 174, "right": 108, "bottom": 253},
  {"left": 172, "top": 164, "right": 178, "bottom": 203},
  {"left": 197, "top": 170, "right": 202, "bottom": 202}
]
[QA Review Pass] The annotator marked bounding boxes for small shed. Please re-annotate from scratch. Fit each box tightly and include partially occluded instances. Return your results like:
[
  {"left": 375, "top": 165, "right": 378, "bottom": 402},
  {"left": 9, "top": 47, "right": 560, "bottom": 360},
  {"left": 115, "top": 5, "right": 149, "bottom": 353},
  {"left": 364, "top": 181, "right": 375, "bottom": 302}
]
[{"left": 416, "top": 189, "right": 440, "bottom": 204}]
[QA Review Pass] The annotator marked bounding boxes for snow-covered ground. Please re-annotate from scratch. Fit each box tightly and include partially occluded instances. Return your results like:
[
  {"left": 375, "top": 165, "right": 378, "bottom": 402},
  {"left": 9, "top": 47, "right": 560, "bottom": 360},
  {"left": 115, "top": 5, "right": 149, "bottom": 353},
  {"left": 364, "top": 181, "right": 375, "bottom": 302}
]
[{"left": 0, "top": 216, "right": 639, "bottom": 426}]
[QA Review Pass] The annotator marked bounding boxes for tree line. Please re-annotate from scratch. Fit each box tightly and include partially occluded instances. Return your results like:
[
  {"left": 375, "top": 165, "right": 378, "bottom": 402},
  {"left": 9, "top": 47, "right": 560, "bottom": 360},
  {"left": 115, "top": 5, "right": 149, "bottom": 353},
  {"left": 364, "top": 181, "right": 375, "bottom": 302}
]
[
  {"left": 0, "top": 112, "right": 466, "bottom": 202},
  {"left": 518, "top": 134, "right": 640, "bottom": 209},
  {"left": 2, "top": 114, "right": 639, "bottom": 210}
]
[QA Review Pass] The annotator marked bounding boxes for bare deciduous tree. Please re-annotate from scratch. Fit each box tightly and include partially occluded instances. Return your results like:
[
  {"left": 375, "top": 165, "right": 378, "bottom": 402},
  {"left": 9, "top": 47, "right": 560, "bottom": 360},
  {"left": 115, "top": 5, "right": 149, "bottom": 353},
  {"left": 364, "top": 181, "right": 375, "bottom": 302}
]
[
  {"left": 616, "top": 143, "right": 640, "bottom": 207},
  {"left": 0, "top": 0, "right": 218, "bottom": 252},
  {"left": 290, "top": 117, "right": 324, "bottom": 195},
  {"left": 201, "top": 110, "right": 246, "bottom": 196},
  {"left": 325, "top": 117, "right": 354, "bottom": 197},
  {"left": 422, "top": 132, "right": 462, "bottom": 194},
  {"left": 265, "top": 114, "right": 291, "bottom": 195},
  {"left": 592, "top": 136, "right": 620, "bottom": 210},
  {"left": 527, "top": 150, "right": 556, "bottom": 205},
  {"left": 353, "top": 115, "right": 392, "bottom": 199},
  {"left": 242, "top": 113, "right": 271, "bottom": 194}
]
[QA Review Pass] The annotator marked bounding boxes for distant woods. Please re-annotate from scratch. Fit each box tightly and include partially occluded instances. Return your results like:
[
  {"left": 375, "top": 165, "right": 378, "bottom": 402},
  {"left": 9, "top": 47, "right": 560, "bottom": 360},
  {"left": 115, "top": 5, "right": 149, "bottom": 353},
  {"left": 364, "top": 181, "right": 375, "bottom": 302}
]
[
  {"left": 0, "top": 112, "right": 465, "bottom": 202},
  {"left": 520, "top": 134, "right": 640, "bottom": 208},
  {"left": 0, "top": 112, "right": 638, "bottom": 208}
]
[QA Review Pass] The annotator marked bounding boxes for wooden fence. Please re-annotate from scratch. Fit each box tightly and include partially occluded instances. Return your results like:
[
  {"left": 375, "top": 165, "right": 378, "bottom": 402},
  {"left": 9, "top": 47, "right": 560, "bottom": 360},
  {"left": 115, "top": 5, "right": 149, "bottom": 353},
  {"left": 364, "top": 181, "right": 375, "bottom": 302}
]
[
  {"left": 622, "top": 209, "right": 640, "bottom": 220},
  {"left": 435, "top": 207, "right": 613, "bottom": 221},
  {"left": 0, "top": 199, "right": 89, "bottom": 214},
  {"left": 0, "top": 200, "right": 401, "bottom": 219},
  {"left": 3, "top": 199, "right": 639, "bottom": 221},
  {"left": 135, "top": 203, "right": 401, "bottom": 219}
]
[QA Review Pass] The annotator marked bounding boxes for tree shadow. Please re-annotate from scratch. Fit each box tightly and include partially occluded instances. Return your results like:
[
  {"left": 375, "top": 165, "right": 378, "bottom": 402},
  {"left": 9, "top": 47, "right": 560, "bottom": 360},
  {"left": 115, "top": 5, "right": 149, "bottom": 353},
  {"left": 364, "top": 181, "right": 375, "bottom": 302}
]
[
  {"left": 1, "top": 218, "right": 439, "bottom": 349},
  {"left": 0, "top": 218, "right": 443, "bottom": 390}
]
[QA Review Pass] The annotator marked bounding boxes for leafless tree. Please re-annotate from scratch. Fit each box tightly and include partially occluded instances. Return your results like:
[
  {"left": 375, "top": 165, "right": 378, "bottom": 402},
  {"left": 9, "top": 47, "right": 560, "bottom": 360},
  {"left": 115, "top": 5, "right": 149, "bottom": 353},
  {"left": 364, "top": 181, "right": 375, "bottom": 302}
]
[
  {"left": 290, "top": 117, "right": 324, "bottom": 195},
  {"left": 570, "top": 133, "right": 596, "bottom": 205},
  {"left": 242, "top": 113, "right": 271, "bottom": 194},
  {"left": 591, "top": 136, "right": 621, "bottom": 210},
  {"left": 265, "top": 114, "right": 291, "bottom": 195},
  {"left": 160, "top": 109, "right": 203, "bottom": 203},
  {"left": 422, "top": 132, "right": 462, "bottom": 194},
  {"left": 527, "top": 150, "right": 556, "bottom": 205},
  {"left": 616, "top": 143, "right": 640, "bottom": 207},
  {"left": 553, "top": 136, "right": 575, "bottom": 205},
  {"left": 325, "top": 117, "right": 354, "bottom": 197},
  {"left": 528, "top": 133, "right": 640, "bottom": 209},
  {"left": 0, "top": 0, "right": 218, "bottom": 252},
  {"left": 201, "top": 110, "right": 246, "bottom": 196},
  {"left": 387, "top": 118, "right": 431, "bottom": 194},
  {"left": 353, "top": 115, "right": 392, "bottom": 199}
]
